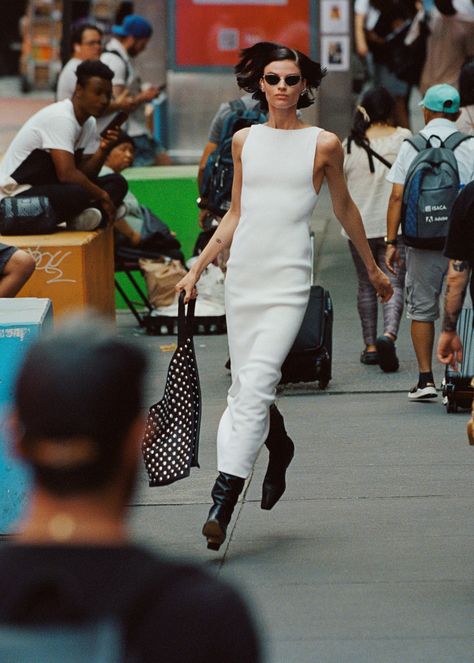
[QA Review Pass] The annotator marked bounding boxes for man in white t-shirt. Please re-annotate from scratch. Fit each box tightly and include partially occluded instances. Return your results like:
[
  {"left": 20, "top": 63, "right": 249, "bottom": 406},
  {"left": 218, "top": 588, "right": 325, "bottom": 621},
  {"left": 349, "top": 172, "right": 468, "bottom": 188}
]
[
  {"left": 0, "top": 60, "right": 128, "bottom": 230},
  {"left": 385, "top": 83, "right": 474, "bottom": 401},
  {"left": 100, "top": 14, "right": 167, "bottom": 166},
  {"left": 420, "top": 0, "right": 474, "bottom": 92},
  {"left": 56, "top": 22, "right": 103, "bottom": 102}
]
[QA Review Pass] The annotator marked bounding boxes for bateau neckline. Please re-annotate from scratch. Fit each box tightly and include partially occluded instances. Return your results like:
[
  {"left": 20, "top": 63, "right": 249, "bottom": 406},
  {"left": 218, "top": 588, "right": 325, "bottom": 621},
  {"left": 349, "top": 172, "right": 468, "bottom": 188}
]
[{"left": 260, "top": 124, "right": 315, "bottom": 132}]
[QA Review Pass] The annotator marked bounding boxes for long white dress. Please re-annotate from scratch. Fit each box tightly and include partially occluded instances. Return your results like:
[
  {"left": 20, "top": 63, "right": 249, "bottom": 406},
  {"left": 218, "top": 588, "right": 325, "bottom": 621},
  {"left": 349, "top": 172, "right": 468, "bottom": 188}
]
[{"left": 217, "top": 124, "right": 323, "bottom": 478}]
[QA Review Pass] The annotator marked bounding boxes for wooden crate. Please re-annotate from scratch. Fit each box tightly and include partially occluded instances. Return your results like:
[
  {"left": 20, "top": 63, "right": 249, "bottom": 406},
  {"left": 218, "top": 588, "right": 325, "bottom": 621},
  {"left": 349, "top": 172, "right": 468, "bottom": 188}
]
[{"left": 2, "top": 228, "right": 116, "bottom": 320}]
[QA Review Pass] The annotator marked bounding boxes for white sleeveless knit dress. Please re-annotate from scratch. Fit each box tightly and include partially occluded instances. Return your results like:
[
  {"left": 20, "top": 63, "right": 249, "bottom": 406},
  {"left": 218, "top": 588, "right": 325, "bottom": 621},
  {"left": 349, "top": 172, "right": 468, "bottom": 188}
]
[{"left": 217, "top": 124, "right": 323, "bottom": 478}]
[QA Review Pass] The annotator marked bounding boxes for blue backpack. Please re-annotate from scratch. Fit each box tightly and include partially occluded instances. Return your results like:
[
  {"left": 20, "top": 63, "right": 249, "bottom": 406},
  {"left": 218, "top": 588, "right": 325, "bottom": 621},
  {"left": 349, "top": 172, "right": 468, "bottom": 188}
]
[
  {"left": 401, "top": 131, "right": 473, "bottom": 250},
  {"left": 201, "top": 99, "right": 266, "bottom": 217}
]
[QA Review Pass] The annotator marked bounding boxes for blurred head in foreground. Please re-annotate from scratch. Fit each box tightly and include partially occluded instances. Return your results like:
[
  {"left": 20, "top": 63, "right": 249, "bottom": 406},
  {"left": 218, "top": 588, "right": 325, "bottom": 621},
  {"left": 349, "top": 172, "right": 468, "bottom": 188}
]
[{"left": 13, "top": 316, "right": 147, "bottom": 509}]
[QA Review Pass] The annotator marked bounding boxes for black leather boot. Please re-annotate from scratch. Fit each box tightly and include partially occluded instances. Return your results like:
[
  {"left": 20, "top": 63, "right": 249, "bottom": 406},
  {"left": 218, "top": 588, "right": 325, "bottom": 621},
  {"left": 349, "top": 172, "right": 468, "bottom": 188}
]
[
  {"left": 261, "top": 405, "right": 295, "bottom": 510},
  {"left": 202, "top": 472, "right": 245, "bottom": 551}
]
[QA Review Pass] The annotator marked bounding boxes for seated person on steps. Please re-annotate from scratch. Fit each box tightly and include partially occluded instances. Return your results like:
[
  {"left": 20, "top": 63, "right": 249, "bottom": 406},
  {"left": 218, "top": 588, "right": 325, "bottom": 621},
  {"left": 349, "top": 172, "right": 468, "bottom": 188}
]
[
  {"left": 0, "top": 243, "right": 35, "bottom": 297},
  {"left": 101, "top": 132, "right": 183, "bottom": 261},
  {"left": 0, "top": 60, "right": 128, "bottom": 232}
]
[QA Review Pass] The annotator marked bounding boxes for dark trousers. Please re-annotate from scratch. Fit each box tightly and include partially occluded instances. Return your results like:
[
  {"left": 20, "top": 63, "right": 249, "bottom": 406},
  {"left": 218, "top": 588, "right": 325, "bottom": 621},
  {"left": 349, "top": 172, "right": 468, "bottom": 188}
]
[{"left": 16, "top": 174, "right": 128, "bottom": 225}]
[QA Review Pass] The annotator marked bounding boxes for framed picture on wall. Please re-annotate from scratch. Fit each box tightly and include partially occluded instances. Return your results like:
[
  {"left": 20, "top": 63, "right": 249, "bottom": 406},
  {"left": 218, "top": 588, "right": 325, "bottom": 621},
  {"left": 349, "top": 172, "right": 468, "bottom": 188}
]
[
  {"left": 320, "top": 35, "right": 350, "bottom": 71},
  {"left": 320, "top": 0, "right": 350, "bottom": 34}
]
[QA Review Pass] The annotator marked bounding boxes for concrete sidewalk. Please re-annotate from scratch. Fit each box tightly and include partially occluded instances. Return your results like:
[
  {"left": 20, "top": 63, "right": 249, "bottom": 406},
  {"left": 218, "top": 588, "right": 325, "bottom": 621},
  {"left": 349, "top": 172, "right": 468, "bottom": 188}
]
[{"left": 119, "top": 189, "right": 474, "bottom": 663}]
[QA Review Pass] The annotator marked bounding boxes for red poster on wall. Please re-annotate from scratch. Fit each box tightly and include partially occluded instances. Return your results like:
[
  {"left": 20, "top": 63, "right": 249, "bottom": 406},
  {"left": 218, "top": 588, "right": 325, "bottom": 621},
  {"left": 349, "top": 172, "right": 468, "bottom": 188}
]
[{"left": 173, "top": 0, "right": 313, "bottom": 69}]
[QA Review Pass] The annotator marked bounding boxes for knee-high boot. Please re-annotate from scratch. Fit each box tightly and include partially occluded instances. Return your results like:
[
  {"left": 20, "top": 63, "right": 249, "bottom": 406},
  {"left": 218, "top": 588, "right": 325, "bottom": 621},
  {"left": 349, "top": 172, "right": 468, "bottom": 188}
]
[
  {"left": 202, "top": 472, "right": 245, "bottom": 551},
  {"left": 261, "top": 404, "right": 295, "bottom": 510}
]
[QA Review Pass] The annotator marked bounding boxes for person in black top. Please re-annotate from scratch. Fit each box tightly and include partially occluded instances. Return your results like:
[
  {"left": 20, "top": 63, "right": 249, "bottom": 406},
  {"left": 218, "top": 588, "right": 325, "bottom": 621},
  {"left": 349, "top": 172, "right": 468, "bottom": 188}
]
[
  {"left": 0, "top": 317, "right": 261, "bottom": 663},
  {"left": 437, "top": 181, "right": 474, "bottom": 445}
]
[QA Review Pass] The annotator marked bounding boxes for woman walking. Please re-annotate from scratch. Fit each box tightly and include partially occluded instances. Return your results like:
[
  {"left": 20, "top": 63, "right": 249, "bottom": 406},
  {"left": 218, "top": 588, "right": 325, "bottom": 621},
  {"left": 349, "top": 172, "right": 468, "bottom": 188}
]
[
  {"left": 343, "top": 86, "right": 410, "bottom": 371},
  {"left": 177, "top": 42, "right": 392, "bottom": 551}
]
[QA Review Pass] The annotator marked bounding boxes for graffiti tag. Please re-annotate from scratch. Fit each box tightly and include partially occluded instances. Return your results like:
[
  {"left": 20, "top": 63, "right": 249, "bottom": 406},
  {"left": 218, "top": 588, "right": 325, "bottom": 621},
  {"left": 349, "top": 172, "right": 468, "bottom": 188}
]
[{"left": 27, "top": 247, "right": 76, "bottom": 285}]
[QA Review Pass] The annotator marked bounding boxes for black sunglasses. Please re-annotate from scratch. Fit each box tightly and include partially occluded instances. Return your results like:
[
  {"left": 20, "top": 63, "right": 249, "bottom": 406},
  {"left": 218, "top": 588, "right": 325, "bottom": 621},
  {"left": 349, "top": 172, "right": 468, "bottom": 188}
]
[{"left": 263, "top": 74, "right": 302, "bottom": 87}]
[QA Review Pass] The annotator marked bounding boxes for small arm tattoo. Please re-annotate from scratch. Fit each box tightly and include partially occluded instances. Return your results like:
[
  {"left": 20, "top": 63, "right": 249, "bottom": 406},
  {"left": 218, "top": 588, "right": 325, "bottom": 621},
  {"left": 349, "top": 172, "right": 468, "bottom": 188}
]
[
  {"left": 215, "top": 238, "right": 222, "bottom": 245},
  {"left": 452, "top": 260, "right": 469, "bottom": 272}
]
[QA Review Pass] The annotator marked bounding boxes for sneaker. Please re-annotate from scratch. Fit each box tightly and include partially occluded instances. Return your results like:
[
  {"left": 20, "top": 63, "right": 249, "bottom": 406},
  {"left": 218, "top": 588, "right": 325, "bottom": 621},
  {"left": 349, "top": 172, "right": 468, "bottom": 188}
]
[
  {"left": 115, "top": 203, "right": 127, "bottom": 221},
  {"left": 376, "top": 335, "right": 399, "bottom": 372},
  {"left": 360, "top": 349, "right": 378, "bottom": 365},
  {"left": 408, "top": 383, "right": 438, "bottom": 401},
  {"left": 67, "top": 208, "right": 102, "bottom": 231}
]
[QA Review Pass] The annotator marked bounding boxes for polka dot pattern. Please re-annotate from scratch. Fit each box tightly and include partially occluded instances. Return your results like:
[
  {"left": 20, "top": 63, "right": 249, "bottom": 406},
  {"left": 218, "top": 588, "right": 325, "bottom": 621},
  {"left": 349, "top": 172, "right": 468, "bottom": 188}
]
[{"left": 142, "top": 297, "right": 202, "bottom": 487}]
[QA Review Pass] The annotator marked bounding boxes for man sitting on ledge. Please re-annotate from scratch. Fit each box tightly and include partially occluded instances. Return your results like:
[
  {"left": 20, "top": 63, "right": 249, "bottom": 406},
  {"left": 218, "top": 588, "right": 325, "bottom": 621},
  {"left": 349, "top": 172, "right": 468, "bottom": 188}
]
[{"left": 0, "top": 60, "right": 127, "bottom": 232}]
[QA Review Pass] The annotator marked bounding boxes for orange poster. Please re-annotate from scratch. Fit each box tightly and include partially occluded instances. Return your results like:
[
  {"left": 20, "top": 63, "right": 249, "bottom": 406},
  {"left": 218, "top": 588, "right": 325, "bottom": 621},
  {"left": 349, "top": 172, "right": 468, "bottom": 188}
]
[{"left": 173, "top": 0, "right": 314, "bottom": 68}]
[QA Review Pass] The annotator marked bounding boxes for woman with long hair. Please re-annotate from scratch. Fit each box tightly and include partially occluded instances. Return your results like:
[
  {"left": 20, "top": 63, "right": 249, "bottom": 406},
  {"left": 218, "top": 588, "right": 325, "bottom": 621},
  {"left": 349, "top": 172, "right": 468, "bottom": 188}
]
[
  {"left": 344, "top": 86, "right": 410, "bottom": 370},
  {"left": 177, "top": 42, "right": 392, "bottom": 551}
]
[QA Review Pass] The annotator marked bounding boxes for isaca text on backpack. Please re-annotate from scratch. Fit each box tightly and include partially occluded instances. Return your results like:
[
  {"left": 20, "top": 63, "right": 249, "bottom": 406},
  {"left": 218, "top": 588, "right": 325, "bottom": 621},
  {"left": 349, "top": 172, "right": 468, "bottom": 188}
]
[{"left": 401, "top": 131, "right": 473, "bottom": 250}]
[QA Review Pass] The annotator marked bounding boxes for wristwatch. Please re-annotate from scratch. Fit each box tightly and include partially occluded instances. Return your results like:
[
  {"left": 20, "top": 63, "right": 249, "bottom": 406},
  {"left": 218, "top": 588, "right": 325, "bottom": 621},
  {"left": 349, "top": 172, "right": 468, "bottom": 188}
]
[{"left": 384, "top": 237, "right": 398, "bottom": 246}]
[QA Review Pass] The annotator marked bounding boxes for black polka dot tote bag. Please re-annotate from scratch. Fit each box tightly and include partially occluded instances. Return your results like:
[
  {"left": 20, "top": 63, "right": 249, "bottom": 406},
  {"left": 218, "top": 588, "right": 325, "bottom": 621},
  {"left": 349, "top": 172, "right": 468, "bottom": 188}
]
[{"left": 142, "top": 293, "right": 201, "bottom": 486}]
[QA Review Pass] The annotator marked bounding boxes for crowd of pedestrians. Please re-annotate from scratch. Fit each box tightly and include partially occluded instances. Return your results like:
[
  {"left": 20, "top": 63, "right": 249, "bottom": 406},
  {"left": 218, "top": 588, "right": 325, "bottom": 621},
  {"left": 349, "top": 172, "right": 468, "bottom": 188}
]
[{"left": 0, "top": 4, "right": 473, "bottom": 657}]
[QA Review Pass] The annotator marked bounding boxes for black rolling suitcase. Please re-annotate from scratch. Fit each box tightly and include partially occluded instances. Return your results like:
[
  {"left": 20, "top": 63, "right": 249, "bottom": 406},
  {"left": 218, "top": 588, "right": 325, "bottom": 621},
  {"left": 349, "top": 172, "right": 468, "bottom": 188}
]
[
  {"left": 442, "top": 307, "right": 474, "bottom": 413},
  {"left": 280, "top": 285, "right": 333, "bottom": 388}
]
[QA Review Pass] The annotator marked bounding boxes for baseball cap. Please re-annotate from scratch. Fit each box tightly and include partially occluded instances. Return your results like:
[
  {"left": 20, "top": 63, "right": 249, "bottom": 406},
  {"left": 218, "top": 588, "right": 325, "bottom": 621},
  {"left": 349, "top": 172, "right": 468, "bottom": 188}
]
[
  {"left": 418, "top": 84, "right": 460, "bottom": 114},
  {"left": 112, "top": 14, "right": 153, "bottom": 39}
]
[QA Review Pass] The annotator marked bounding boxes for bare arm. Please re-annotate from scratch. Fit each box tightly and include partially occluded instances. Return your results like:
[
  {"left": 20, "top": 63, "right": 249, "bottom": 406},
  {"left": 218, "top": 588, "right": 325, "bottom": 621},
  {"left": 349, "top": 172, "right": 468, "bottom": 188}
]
[
  {"left": 354, "top": 13, "right": 369, "bottom": 58},
  {"left": 437, "top": 260, "right": 470, "bottom": 368},
  {"left": 106, "top": 83, "right": 160, "bottom": 115},
  {"left": 316, "top": 131, "right": 393, "bottom": 302},
  {"left": 385, "top": 183, "right": 404, "bottom": 274},
  {"left": 177, "top": 129, "right": 248, "bottom": 302}
]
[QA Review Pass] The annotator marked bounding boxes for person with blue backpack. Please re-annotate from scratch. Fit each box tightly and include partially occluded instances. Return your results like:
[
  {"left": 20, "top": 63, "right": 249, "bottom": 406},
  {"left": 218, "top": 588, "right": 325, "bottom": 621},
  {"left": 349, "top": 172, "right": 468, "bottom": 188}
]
[
  {"left": 385, "top": 83, "right": 474, "bottom": 400},
  {"left": 195, "top": 94, "right": 267, "bottom": 256}
]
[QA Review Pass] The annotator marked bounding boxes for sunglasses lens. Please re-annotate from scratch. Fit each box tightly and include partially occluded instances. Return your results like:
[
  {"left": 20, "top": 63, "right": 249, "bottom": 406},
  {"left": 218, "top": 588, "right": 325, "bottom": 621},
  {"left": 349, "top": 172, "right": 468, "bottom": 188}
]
[
  {"left": 264, "top": 74, "right": 280, "bottom": 85},
  {"left": 285, "top": 75, "right": 301, "bottom": 86}
]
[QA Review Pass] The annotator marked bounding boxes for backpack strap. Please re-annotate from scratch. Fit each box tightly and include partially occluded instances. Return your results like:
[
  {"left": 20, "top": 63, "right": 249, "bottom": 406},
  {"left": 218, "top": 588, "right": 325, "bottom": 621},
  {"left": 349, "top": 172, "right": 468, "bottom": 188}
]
[
  {"left": 444, "top": 131, "right": 474, "bottom": 151},
  {"left": 104, "top": 48, "right": 131, "bottom": 81},
  {"left": 404, "top": 133, "right": 430, "bottom": 152},
  {"left": 228, "top": 98, "right": 246, "bottom": 114}
]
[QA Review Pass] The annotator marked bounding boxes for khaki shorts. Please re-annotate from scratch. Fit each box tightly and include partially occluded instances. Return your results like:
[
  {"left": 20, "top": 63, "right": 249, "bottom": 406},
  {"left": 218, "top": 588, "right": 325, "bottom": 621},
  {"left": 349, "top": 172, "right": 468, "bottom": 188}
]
[{"left": 405, "top": 247, "right": 449, "bottom": 322}]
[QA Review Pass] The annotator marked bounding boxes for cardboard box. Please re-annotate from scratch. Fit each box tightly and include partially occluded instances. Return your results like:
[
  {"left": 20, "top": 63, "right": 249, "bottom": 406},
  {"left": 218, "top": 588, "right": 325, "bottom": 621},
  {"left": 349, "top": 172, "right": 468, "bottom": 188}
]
[
  {"left": 2, "top": 228, "right": 115, "bottom": 319},
  {"left": 0, "top": 298, "right": 53, "bottom": 532}
]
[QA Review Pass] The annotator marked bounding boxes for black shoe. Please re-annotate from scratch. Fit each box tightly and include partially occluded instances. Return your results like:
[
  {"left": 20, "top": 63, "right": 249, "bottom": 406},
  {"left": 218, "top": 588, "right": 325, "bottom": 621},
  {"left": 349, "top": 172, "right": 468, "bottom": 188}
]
[
  {"left": 375, "top": 335, "right": 399, "bottom": 372},
  {"left": 202, "top": 472, "right": 245, "bottom": 551},
  {"left": 360, "top": 349, "right": 378, "bottom": 365},
  {"left": 261, "top": 405, "right": 295, "bottom": 511}
]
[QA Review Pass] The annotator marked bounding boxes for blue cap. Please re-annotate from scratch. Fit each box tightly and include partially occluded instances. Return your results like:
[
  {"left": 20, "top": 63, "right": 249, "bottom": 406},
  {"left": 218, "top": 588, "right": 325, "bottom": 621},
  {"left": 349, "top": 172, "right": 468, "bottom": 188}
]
[
  {"left": 418, "top": 84, "right": 460, "bottom": 114},
  {"left": 112, "top": 15, "right": 153, "bottom": 39}
]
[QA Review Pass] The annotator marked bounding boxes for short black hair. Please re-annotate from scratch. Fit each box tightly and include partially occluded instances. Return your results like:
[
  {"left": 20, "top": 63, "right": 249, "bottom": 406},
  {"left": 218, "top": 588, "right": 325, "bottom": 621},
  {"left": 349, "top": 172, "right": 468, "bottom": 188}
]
[
  {"left": 71, "top": 21, "right": 103, "bottom": 47},
  {"left": 110, "top": 130, "right": 135, "bottom": 150},
  {"left": 75, "top": 59, "right": 114, "bottom": 86},
  {"left": 459, "top": 57, "right": 474, "bottom": 107},
  {"left": 235, "top": 41, "right": 326, "bottom": 111},
  {"left": 15, "top": 317, "right": 147, "bottom": 496}
]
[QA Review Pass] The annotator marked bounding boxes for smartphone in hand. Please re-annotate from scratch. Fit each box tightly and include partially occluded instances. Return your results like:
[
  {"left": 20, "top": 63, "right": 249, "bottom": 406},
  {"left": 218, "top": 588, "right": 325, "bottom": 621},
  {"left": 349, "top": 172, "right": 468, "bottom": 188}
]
[{"left": 100, "top": 111, "right": 128, "bottom": 137}]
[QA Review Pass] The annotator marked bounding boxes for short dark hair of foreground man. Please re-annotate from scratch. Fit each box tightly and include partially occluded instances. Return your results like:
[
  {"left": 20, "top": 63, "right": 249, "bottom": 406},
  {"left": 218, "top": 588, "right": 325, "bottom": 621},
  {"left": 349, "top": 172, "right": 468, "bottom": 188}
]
[
  {"left": 0, "top": 319, "right": 261, "bottom": 663},
  {"left": 0, "top": 60, "right": 128, "bottom": 231}
]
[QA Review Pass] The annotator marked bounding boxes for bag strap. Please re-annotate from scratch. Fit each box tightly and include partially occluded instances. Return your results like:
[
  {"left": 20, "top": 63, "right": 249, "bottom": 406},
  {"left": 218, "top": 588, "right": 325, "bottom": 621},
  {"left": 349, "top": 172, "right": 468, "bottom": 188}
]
[
  {"left": 443, "top": 131, "right": 474, "bottom": 151},
  {"left": 404, "top": 133, "right": 430, "bottom": 153},
  {"left": 104, "top": 48, "right": 131, "bottom": 80},
  {"left": 178, "top": 291, "right": 196, "bottom": 345},
  {"left": 346, "top": 137, "right": 392, "bottom": 172}
]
